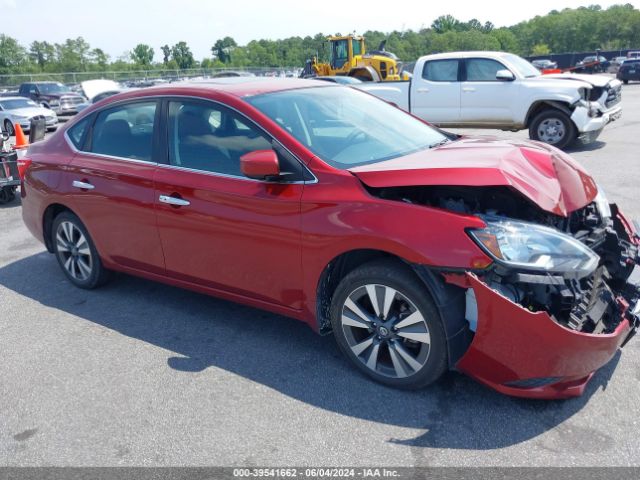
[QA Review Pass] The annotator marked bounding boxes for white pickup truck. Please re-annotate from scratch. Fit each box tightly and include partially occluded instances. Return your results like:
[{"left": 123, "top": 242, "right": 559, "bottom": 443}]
[{"left": 356, "top": 51, "right": 622, "bottom": 149}]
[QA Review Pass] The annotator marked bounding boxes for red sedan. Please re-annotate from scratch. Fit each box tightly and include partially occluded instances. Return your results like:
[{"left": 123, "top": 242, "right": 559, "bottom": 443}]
[{"left": 20, "top": 78, "right": 640, "bottom": 399}]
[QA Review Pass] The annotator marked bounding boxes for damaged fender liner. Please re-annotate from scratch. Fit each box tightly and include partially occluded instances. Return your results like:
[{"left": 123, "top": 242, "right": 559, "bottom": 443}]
[{"left": 456, "top": 273, "right": 632, "bottom": 399}]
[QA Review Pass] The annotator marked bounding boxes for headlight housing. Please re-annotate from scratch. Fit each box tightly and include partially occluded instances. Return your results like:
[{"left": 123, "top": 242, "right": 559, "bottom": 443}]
[
  {"left": 469, "top": 217, "right": 599, "bottom": 278},
  {"left": 48, "top": 100, "right": 60, "bottom": 107}
]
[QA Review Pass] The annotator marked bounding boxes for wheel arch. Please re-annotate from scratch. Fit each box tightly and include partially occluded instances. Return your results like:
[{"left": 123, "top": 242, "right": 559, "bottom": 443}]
[
  {"left": 348, "top": 66, "right": 381, "bottom": 82},
  {"left": 42, "top": 203, "right": 75, "bottom": 253},
  {"left": 524, "top": 100, "right": 573, "bottom": 128},
  {"left": 315, "top": 248, "right": 472, "bottom": 367}
]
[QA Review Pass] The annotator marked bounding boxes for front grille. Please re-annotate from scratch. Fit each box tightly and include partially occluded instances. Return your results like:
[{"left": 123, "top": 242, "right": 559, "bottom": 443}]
[
  {"left": 606, "top": 84, "right": 622, "bottom": 108},
  {"left": 60, "top": 96, "right": 83, "bottom": 106}
]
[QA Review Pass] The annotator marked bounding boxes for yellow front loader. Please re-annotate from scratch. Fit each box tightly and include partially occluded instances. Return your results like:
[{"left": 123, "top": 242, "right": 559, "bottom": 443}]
[{"left": 302, "top": 35, "right": 409, "bottom": 82}]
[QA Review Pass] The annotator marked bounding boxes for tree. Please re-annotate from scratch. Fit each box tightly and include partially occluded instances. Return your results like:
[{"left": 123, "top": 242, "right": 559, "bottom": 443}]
[
  {"left": 131, "top": 44, "right": 154, "bottom": 66},
  {"left": 171, "top": 41, "right": 195, "bottom": 69},
  {"left": 0, "top": 34, "right": 27, "bottom": 72},
  {"left": 212, "top": 37, "right": 237, "bottom": 63},
  {"left": 531, "top": 43, "right": 551, "bottom": 55},
  {"left": 431, "top": 15, "right": 461, "bottom": 33},
  {"left": 29, "top": 41, "right": 55, "bottom": 68},
  {"left": 90, "top": 48, "right": 110, "bottom": 69},
  {"left": 161, "top": 45, "right": 171, "bottom": 65}
]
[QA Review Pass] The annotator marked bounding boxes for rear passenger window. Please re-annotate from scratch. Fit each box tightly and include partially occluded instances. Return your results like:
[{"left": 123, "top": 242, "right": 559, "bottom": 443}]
[
  {"left": 90, "top": 102, "right": 156, "bottom": 161},
  {"left": 422, "top": 60, "right": 459, "bottom": 82}
]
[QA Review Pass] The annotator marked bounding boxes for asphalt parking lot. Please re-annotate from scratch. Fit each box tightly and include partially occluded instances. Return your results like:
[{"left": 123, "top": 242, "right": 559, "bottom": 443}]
[{"left": 1, "top": 81, "right": 640, "bottom": 467}]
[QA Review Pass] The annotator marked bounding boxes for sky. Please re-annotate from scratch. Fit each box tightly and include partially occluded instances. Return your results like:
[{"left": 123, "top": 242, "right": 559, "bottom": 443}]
[{"left": 2, "top": 0, "right": 639, "bottom": 60}]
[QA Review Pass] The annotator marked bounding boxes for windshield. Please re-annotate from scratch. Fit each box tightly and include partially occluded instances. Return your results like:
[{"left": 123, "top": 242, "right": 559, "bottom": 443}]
[
  {"left": 0, "top": 99, "right": 39, "bottom": 109},
  {"left": 38, "top": 83, "right": 71, "bottom": 94},
  {"left": 503, "top": 53, "right": 540, "bottom": 78},
  {"left": 247, "top": 86, "right": 448, "bottom": 169}
]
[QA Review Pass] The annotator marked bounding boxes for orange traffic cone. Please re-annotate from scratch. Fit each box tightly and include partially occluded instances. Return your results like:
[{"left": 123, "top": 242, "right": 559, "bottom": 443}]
[{"left": 13, "top": 123, "right": 29, "bottom": 150}]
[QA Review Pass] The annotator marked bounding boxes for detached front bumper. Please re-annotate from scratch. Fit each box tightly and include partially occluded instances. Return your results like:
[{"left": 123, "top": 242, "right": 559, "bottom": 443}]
[
  {"left": 571, "top": 103, "right": 622, "bottom": 144},
  {"left": 455, "top": 209, "right": 640, "bottom": 399},
  {"left": 457, "top": 273, "right": 638, "bottom": 399}
]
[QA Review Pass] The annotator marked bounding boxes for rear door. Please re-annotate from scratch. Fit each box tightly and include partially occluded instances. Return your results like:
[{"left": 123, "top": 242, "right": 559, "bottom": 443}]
[
  {"left": 460, "top": 57, "right": 519, "bottom": 125},
  {"left": 153, "top": 98, "right": 307, "bottom": 309},
  {"left": 410, "top": 58, "right": 461, "bottom": 124},
  {"left": 60, "top": 99, "right": 165, "bottom": 274}
]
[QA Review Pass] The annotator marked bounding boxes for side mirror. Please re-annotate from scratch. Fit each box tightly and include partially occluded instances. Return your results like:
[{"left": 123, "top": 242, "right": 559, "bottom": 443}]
[
  {"left": 496, "top": 69, "right": 515, "bottom": 81},
  {"left": 240, "top": 150, "right": 280, "bottom": 180}
]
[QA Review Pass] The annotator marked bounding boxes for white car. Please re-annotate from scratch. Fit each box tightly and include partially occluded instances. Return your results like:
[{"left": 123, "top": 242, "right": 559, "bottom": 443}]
[
  {"left": 0, "top": 96, "right": 58, "bottom": 136},
  {"left": 357, "top": 51, "right": 622, "bottom": 149}
]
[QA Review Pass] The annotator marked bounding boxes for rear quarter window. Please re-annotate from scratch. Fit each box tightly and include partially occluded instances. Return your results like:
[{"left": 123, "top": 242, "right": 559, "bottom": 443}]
[{"left": 67, "top": 116, "right": 91, "bottom": 149}]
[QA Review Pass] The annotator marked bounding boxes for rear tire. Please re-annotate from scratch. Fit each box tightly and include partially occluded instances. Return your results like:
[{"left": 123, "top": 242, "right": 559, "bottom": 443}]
[
  {"left": 4, "top": 120, "right": 14, "bottom": 137},
  {"left": 0, "top": 186, "right": 16, "bottom": 204},
  {"left": 52, "top": 211, "right": 111, "bottom": 289},
  {"left": 330, "top": 259, "right": 448, "bottom": 389},
  {"left": 623, "top": 79, "right": 629, "bottom": 85},
  {"left": 529, "top": 109, "right": 576, "bottom": 149}
]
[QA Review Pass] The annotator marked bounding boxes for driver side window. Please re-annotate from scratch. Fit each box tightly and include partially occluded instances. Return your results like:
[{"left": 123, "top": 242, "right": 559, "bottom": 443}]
[
  {"left": 167, "top": 100, "right": 306, "bottom": 180},
  {"left": 465, "top": 58, "right": 508, "bottom": 81}
]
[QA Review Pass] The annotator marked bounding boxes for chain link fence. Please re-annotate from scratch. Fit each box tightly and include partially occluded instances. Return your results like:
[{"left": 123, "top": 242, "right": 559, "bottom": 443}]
[{"left": 0, "top": 67, "right": 302, "bottom": 90}]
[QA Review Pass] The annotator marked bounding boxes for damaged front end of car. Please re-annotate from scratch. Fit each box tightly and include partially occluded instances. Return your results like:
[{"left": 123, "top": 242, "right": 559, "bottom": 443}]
[
  {"left": 458, "top": 198, "right": 640, "bottom": 398},
  {"left": 372, "top": 183, "right": 640, "bottom": 398}
]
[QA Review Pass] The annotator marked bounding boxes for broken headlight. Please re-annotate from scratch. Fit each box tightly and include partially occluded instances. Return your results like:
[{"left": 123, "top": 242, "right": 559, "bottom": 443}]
[{"left": 469, "top": 217, "right": 600, "bottom": 278}]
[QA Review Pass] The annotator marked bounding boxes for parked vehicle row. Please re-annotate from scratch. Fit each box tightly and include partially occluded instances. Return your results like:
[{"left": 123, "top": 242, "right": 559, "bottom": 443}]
[
  {"left": 357, "top": 51, "right": 622, "bottom": 149},
  {"left": 617, "top": 59, "right": 640, "bottom": 84},
  {"left": 20, "top": 78, "right": 640, "bottom": 399},
  {"left": 0, "top": 97, "right": 58, "bottom": 135}
]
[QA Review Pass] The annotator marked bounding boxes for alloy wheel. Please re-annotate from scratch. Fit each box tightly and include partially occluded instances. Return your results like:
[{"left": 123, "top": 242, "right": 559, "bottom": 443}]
[
  {"left": 55, "top": 221, "right": 93, "bottom": 281},
  {"left": 340, "top": 284, "right": 431, "bottom": 379}
]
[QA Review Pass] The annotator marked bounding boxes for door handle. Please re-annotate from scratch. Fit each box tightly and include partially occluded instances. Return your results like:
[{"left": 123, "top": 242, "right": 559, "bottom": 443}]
[
  {"left": 72, "top": 180, "right": 95, "bottom": 190},
  {"left": 416, "top": 88, "right": 430, "bottom": 93},
  {"left": 462, "top": 87, "right": 476, "bottom": 92},
  {"left": 159, "top": 194, "right": 190, "bottom": 207}
]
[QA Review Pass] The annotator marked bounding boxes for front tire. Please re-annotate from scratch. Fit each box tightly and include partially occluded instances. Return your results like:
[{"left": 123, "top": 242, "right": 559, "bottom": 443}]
[
  {"left": 52, "top": 211, "right": 110, "bottom": 289},
  {"left": 529, "top": 109, "right": 576, "bottom": 149},
  {"left": 330, "top": 260, "right": 448, "bottom": 389}
]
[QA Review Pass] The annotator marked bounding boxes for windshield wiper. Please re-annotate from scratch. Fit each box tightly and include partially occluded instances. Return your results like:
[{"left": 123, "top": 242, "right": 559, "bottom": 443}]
[{"left": 429, "top": 138, "right": 450, "bottom": 149}]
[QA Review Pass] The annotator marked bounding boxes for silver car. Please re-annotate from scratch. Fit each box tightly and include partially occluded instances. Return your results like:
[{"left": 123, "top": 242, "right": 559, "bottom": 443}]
[{"left": 0, "top": 97, "right": 58, "bottom": 136}]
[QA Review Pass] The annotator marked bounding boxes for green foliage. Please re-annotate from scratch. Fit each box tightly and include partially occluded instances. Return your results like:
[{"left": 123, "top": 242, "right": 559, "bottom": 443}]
[
  {"left": 532, "top": 43, "right": 552, "bottom": 55},
  {"left": 131, "top": 44, "right": 154, "bottom": 66},
  {"left": 212, "top": 37, "right": 237, "bottom": 63},
  {"left": 1, "top": 4, "right": 640, "bottom": 78}
]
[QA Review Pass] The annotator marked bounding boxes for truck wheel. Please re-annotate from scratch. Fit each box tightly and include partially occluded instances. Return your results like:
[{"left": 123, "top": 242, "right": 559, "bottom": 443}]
[
  {"left": 623, "top": 79, "right": 629, "bottom": 85},
  {"left": 529, "top": 109, "right": 576, "bottom": 149},
  {"left": 4, "top": 120, "right": 14, "bottom": 137},
  {"left": 330, "top": 259, "right": 448, "bottom": 389}
]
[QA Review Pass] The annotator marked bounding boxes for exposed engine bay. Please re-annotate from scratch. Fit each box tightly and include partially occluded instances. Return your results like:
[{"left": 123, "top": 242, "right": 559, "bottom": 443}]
[{"left": 368, "top": 185, "right": 640, "bottom": 335}]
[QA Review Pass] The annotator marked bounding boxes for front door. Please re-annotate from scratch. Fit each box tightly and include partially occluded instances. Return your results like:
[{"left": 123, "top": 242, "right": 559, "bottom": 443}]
[
  {"left": 460, "top": 57, "right": 519, "bottom": 125},
  {"left": 154, "top": 99, "right": 306, "bottom": 309}
]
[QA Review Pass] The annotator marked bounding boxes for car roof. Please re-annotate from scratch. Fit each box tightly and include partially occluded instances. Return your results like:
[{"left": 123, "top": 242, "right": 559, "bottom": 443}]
[
  {"left": 0, "top": 96, "right": 33, "bottom": 102},
  {"left": 141, "top": 77, "right": 332, "bottom": 98},
  {"left": 420, "top": 51, "right": 516, "bottom": 61}
]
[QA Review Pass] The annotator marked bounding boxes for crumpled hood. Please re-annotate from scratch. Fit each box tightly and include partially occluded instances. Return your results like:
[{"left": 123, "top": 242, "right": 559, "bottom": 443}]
[
  {"left": 542, "top": 72, "right": 619, "bottom": 88},
  {"left": 349, "top": 137, "right": 598, "bottom": 217}
]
